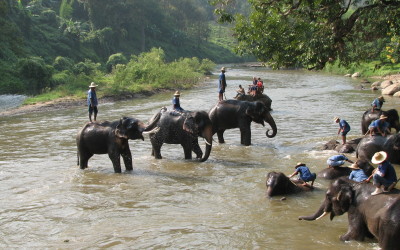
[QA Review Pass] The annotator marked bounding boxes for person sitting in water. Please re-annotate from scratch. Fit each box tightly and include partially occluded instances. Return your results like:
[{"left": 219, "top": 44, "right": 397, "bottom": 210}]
[
  {"left": 288, "top": 162, "right": 316, "bottom": 187},
  {"left": 234, "top": 84, "right": 245, "bottom": 99},
  {"left": 348, "top": 162, "right": 368, "bottom": 183},
  {"left": 172, "top": 91, "right": 184, "bottom": 112},
  {"left": 334, "top": 117, "right": 351, "bottom": 145},
  {"left": 327, "top": 154, "right": 353, "bottom": 168},
  {"left": 368, "top": 115, "right": 388, "bottom": 136},
  {"left": 366, "top": 151, "right": 398, "bottom": 195},
  {"left": 371, "top": 96, "right": 385, "bottom": 112}
]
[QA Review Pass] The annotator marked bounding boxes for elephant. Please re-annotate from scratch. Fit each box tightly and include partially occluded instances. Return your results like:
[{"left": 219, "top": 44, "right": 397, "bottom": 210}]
[
  {"left": 356, "top": 133, "right": 400, "bottom": 164},
  {"left": 361, "top": 109, "right": 400, "bottom": 135},
  {"left": 147, "top": 108, "right": 213, "bottom": 161},
  {"left": 298, "top": 177, "right": 400, "bottom": 250},
  {"left": 321, "top": 138, "right": 362, "bottom": 153},
  {"left": 235, "top": 93, "right": 272, "bottom": 111},
  {"left": 317, "top": 159, "right": 374, "bottom": 180},
  {"left": 208, "top": 100, "right": 277, "bottom": 146},
  {"left": 266, "top": 171, "right": 313, "bottom": 197},
  {"left": 76, "top": 117, "right": 156, "bottom": 173}
]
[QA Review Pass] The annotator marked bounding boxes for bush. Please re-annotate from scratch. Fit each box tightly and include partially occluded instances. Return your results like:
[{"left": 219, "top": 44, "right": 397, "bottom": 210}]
[
  {"left": 106, "top": 53, "right": 128, "bottom": 73},
  {"left": 53, "top": 56, "right": 73, "bottom": 71},
  {"left": 17, "top": 57, "right": 54, "bottom": 94},
  {"left": 73, "top": 59, "right": 101, "bottom": 75}
]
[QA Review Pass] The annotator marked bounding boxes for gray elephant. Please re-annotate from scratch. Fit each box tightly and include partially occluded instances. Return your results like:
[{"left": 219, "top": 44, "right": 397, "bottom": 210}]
[
  {"left": 299, "top": 177, "right": 400, "bottom": 250},
  {"left": 321, "top": 138, "right": 362, "bottom": 153},
  {"left": 147, "top": 108, "right": 213, "bottom": 161},
  {"left": 266, "top": 171, "right": 313, "bottom": 197},
  {"left": 235, "top": 93, "right": 272, "bottom": 111},
  {"left": 76, "top": 117, "right": 156, "bottom": 173},
  {"left": 356, "top": 133, "right": 400, "bottom": 164},
  {"left": 208, "top": 100, "right": 277, "bottom": 146},
  {"left": 361, "top": 109, "right": 400, "bottom": 135},
  {"left": 317, "top": 159, "right": 374, "bottom": 180}
]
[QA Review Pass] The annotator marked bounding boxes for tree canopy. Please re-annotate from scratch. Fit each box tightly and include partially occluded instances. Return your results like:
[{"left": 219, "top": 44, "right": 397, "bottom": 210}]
[{"left": 212, "top": 0, "right": 400, "bottom": 69}]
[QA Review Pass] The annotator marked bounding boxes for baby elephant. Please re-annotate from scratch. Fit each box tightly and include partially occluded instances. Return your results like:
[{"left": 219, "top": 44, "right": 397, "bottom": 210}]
[
  {"left": 76, "top": 117, "right": 155, "bottom": 173},
  {"left": 266, "top": 171, "right": 314, "bottom": 197}
]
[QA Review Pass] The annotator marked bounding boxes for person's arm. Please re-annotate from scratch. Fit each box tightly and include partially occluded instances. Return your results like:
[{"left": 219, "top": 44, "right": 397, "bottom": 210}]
[{"left": 288, "top": 171, "right": 298, "bottom": 178}]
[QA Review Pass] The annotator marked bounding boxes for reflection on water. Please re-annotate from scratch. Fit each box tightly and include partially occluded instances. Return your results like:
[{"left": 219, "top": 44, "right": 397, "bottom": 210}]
[{"left": 0, "top": 67, "right": 398, "bottom": 249}]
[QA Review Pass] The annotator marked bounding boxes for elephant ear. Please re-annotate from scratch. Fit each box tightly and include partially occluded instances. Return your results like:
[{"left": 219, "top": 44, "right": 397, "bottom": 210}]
[
  {"left": 334, "top": 186, "right": 353, "bottom": 214},
  {"left": 183, "top": 115, "right": 198, "bottom": 135},
  {"left": 115, "top": 117, "right": 129, "bottom": 139}
]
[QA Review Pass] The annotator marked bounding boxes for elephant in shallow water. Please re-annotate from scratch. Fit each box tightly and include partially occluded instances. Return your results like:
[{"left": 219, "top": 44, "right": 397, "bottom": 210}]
[
  {"left": 299, "top": 177, "right": 400, "bottom": 250},
  {"left": 266, "top": 171, "right": 313, "bottom": 197},
  {"left": 361, "top": 109, "right": 400, "bottom": 135},
  {"left": 356, "top": 133, "right": 400, "bottom": 164},
  {"left": 76, "top": 117, "right": 155, "bottom": 173},
  {"left": 208, "top": 100, "right": 277, "bottom": 146},
  {"left": 147, "top": 108, "right": 213, "bottom": 161},
  {"left": 317, "top": 159, "right": 374, "bottom": 180}
]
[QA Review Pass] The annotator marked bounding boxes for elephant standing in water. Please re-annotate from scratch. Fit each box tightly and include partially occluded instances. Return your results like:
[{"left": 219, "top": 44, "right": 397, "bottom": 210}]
[
  {"left": 266, "top": 171, "right": 313, "bottom": 197},
  {"left": 76, "top": 117, "right": 156, "bottom": 173},
  {"left": 361, "top": 109, "right": 400, "bottom": 135},
  {"left": 356, "top": 133, "right": 400, "bottom": 164},
  {"left": 147, "top": 108, "right": 213, "bottom": 161},
  {"left": 208, "top": 100, "right": 277, "bottom": 146},
  {"left": 299, "top": 177, "right": 400, "bottom": 250}
]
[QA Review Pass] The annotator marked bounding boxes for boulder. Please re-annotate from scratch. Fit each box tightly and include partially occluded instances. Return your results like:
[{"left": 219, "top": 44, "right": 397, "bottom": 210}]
[
  {"left": 382, "top": 82, "right": 400, "bottom": 95},
  {"left": 352, "top": 72, "right": 361, "bottom": 77},
  {"left": 380, "top": 80, "right": 393, "bottom": 89},
  {"left": 371, "top": 81, "right": 381, "bottom": 88},
  {"left": 344, "top": 74, "right": 352, "bottom": 77},
  {"left": 393, "top": 91, "right": 400, "bottom": 97}
]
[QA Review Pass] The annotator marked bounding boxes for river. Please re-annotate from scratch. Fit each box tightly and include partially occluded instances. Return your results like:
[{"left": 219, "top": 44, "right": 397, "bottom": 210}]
[{"left": 0, "top": 66, "right": 399, "bottom": 249}]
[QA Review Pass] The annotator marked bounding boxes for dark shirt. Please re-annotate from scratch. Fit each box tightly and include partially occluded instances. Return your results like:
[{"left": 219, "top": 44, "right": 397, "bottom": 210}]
[
  {"left": 218, "top": 72, "right": 226, "bottom": 92},
  {"left": 378, "top": 161, "right": 397, "bottom": 183}
]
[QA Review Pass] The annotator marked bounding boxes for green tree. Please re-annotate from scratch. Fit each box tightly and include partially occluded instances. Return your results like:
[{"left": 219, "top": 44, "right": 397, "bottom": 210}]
[{"left": 212, "top": 0, "right": 400, "bottom": 70}]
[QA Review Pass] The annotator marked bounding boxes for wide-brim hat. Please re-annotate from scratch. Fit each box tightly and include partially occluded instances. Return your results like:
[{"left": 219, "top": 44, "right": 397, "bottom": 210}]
[
  {"left": 379, "top": 115, "right": 388, "bottom": 120},
  {"left": 174, "top": 91, "right": 181, "bottom": 96},
  {"left": 221, "top": 67, "right": 226, "bottom": 71},
  {"left": 295, "top": 162, "right": 305, "bottom": 168},
  {"left": 371, "top": 151, "right": 388, "bottom": 164},
  {"left": 89, "top": 82, "right": 98, "bottom": 88},
  {"left": 378, "top": 96, "right": 385, "bottom": 102},
  {"left": 333, "top": 117, "right": 340, "bottom": 122},
  {"left": 348, "top": 163, "right": 360, "bottom": 170}
]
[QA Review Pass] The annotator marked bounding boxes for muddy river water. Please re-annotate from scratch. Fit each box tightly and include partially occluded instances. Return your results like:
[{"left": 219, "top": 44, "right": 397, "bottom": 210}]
[{"left": 0, "top": 66, "right": 399, "bottom": 249}]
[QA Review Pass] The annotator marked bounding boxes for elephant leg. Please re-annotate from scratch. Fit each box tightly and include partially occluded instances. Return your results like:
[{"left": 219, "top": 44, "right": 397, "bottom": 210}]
[
  {"left": 192, "top": 139, "right": 203, "bottom": 159},
  {"left": 183, "top": 142, "right": 193, "bottom": 159},
  {"left": 217, "top": 130, "right": 225, "bottom": 143},
  {"left": 79, "top": 151, "right": 92, "bottom": 169},
  {"left": 108, "top": 151, "right": 122, "bottom": 173},
  {"left": 121, "top": 148, "right": 133, "bottom": 171},
  {"left": 152, "top": 144, "right": 162, "bottom": 159},
  {"left": 240, "top": 126, "right": 251, "bottom": 146}
]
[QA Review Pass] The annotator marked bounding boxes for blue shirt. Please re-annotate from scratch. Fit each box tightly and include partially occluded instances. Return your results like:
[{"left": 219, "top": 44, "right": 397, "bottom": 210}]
[
  {"left": 218, "top": 72, "right": 226, "bottom": 92},
  {"left": 349, "top": 169, "right": 368, "bottom": 182},
  {"left": 295, "top": 165, "right": 315, "bottom": 182},
  {"left": 368, "top": 119, "right": 385, "bottom": 130},
  {"left": 378, "top": 161, "right": 397, "bottom": 183},
  {"left": 87, "top": 89, "right": 98, "bottom": 106},
  {"left": 327, "top": 155, "right": 348, "bottom": 166},
  {"left": 339, "top": 119, "right": 350, "bottom": 132},
  {"left": 172, "top": 97, "right": 183, "bottom": 111},
  {"left": 371, "top": 98, "right": 383, "bottom": 109}
]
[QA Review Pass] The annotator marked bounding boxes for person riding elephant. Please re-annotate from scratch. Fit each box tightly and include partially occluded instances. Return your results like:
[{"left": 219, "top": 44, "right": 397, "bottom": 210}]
[
  {"left": 266, "top": 171, "right": 314, "bottom": 197},
  {"left": 356, "top": 133, "right": 400, "bottom": 164},
  {"left": 361, "top": 109, "right": 400, "bottom": 135},
  {"left": 235, "top": 93, "right": 272, "bottom": 111},
  {"left": 317, "top": 159, "right": 374, "bottom": 180},
  {"left": 76, "top": 117, "right": 157, "bottom": 173},
  {"left": 146, "top": 107, "right": 213, "bottom": 161},
  {"left": 298, "top": 177, "right": 400, "bottom": 250},
  {"left": 208, "top": 100, "right": 277, "bottom": 146}
]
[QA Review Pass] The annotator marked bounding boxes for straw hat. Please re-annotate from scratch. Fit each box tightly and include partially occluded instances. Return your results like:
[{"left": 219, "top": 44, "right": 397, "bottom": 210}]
[
  {"left": 89, "top": 82, "right": 98, "bottom": 88},
  {"left": 348, "top": 163, "right": 360, "bottom": 170},
  {"left": 174, "top": 91, "right": 181, "bottom": 97},
  {"left": 295, "top": 162, "right": 305, "bottom": 168},
  {"left": 221, "top": 67, "right": 226, "bottom": 72},
  {"left": 333, "top": 117, "right": 340, "bottom": 122},
  {"left": 378, "top": 96, "right": 385, "bottom": 102},
  {"left": 379, "top": 115, "right": 388, "bottom": 120},
  {"left": 371, "top": 151, "right": 388, "bottom": 164}
]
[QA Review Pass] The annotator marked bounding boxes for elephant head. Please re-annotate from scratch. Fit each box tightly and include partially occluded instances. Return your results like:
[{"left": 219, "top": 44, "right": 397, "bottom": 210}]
[
  {"left": 245, "top": 101, "right": 277, "bottom": 138},
  {"left": 115, "top": 117, "right": 146, "bottom": 140},
  {"left": 183, "top": 111, "right": 213, "bottom": 162},
  {"left": 266, "top": 171, "right": 293, "bottom": 197},
  {"left": 299, "top": 177, "right": 356, "bottom": 221}
]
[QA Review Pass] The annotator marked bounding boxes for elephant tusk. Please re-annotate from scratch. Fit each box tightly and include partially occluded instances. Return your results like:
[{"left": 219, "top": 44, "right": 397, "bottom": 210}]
[
  {"left": 204, "top": 139, "right": 211, "bottom": 146},
  {"left": 142, "top": 126, "right": 160, "bottom": 135},
  {"left": 316, "top": 212, "right": 328, "bottom": 220}
]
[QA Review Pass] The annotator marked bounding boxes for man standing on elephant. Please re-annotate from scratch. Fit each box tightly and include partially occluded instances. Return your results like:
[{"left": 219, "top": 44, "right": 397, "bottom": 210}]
[
  {"left": 87, "top": 82, "right": 98, "bottom": 123},
  {"left": 371, "top": 96, "right": 385, "bottom": 112},
  {"left": 334, "top": 117, "right": 350, "bottom": 145},
  {"left": 218, "top": 67, "right": 227, "bottom": 102},
  {"left": 327, "top": 154, "right": 354, "bottom": 168},
  {"left": 366, "top": 151, "right": 397, "bottom": 195}
]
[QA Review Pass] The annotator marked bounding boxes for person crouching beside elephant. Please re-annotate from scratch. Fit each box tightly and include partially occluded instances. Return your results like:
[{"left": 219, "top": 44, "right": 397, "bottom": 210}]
[
  {"left": 368, "top": 115, "right": 389, "bottom": 136},
  {"left": 327, "top": 154, "right": 353, "bottom": 168},
  {"left": 348, "top": 162, "right": 368, "bottom": 182},
  {"left": 365, "top": 151, "right": 398, "bottom": 195},
  {"left": 288, "top": 162, "right": 316, "bottom": 188}
]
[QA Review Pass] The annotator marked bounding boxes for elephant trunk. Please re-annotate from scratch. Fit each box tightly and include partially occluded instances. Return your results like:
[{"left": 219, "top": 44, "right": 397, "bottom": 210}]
[
  {"left": 200, "top": 125, "right": 213, "bottom": 162},
  {"left": 264, "top": 112, "right": 277, "bottom": 138},
  {"left": 298, "top": 202, "right": 326, "bottom": 221}
]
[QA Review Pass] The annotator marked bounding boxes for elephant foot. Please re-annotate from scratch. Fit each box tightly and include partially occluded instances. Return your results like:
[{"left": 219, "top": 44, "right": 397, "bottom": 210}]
[{"left": 218, "top": 139, "right": 225, "bottom": 144}]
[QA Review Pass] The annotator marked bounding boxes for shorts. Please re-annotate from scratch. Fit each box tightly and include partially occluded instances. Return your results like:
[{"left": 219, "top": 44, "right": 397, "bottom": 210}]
[
  {"left": 89, "top": 105, "right": 98, "bottom": 115},
  {"left": 218, "top": 89, "right": 225, "bottom": 94},
  {"left": 341, "top": 130, "right": 350, "bottom": 136},
  {"left": 327, "top": 159, "right": 345, "bottom": 167},
  {"left": 300, "top": 173, "right": 316, "bottom": 182},
  {"left": 373, "top": 174, "right": 395, "bottom": 188}
]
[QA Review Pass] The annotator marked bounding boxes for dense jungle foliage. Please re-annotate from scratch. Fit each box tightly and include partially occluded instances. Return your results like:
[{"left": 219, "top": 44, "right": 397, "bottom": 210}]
[{"left": 0, "top": 0, "right": 251, "bottom": 96}]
